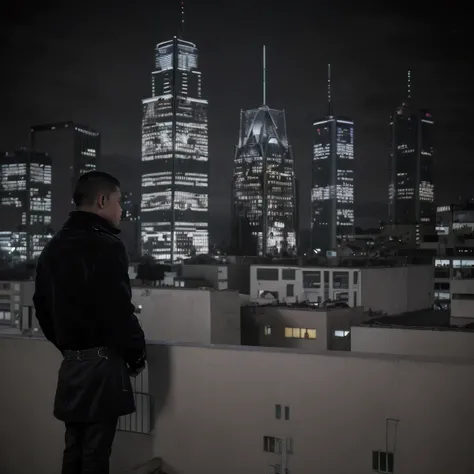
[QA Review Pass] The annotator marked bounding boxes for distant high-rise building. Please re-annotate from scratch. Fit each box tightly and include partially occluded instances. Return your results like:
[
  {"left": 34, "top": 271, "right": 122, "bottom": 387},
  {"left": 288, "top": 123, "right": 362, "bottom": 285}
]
[
  {"left": 231, "top": 47, "right": 297, "bottom": 257},
  {"left": 388, "top": 71, "right": 435, "bottom": 241},
  {"left": 311, "top": 65, "right": 355, "bottom": 253},
  {"left": 140, "top": 32, "right": 209, "bottom": 263},
  {"left": 0, "top": 150, "right": 52, "bottom": 260},
  {"left": 30, "top": 121, "right": 100, "bottom": 231}
]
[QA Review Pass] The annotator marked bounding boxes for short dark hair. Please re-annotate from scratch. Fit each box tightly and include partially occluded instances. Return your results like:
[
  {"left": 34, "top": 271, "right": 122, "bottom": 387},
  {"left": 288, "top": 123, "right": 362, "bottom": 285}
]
[{"left": 73, "top": 171, "right": 120, "bottom": 207}]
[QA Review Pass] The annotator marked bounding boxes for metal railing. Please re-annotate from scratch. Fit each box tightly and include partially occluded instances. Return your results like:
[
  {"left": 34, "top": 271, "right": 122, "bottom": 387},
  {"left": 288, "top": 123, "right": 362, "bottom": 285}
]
[
  {"left": 117, "top": 391, "right": 154, "bottom": 434},
  {"left": 117, "top": 368, "right": 154, "bottom": 435}
]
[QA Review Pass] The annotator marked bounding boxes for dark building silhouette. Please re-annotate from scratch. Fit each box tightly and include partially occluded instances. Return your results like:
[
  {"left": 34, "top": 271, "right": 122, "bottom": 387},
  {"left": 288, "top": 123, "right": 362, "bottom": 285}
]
[
  {"left": 388, "top": 71, "right": 435, "bottom": 243},
  {"left": 311, "top": 65, "right": 355, "bottom": 253},
  {"left": 30, "top": 122, "right": 100, "bottom": 232}
]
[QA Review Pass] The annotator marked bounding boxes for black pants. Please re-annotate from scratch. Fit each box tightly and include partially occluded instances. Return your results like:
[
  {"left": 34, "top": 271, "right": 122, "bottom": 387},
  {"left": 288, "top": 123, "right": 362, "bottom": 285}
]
[{"left": 62, "top": 419, "right": 118, "bottom": 474}]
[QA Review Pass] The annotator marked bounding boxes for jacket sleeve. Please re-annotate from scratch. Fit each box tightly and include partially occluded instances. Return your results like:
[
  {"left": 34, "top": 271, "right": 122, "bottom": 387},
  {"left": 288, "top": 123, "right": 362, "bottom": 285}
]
[
  {"left": 98, "top": 239, "right": 146, "bottom": 368},
  {"left": 33, "top": 257, "right": 60, "bottom": 351}
]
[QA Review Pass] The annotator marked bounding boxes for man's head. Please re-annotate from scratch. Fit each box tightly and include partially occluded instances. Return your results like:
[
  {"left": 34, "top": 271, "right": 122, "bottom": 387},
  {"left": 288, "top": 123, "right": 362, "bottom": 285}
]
[{"left": 73, "top": 171, "right": 122, "bottom": 228}]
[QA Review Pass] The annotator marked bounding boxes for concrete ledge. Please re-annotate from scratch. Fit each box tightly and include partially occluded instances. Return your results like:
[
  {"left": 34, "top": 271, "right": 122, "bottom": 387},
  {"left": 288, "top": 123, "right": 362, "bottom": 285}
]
[
  {"left": 125, "top": 457, "right": 162, "bottom": 473},
  {"left": 124, "top": 458, "right": 180, "bottom": 474}
]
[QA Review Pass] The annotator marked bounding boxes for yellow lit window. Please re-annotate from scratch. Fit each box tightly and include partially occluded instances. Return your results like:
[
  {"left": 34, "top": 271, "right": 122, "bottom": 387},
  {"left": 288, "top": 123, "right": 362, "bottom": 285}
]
[{"left": 285, "top": 327, "right": 317, "bottom": 339}]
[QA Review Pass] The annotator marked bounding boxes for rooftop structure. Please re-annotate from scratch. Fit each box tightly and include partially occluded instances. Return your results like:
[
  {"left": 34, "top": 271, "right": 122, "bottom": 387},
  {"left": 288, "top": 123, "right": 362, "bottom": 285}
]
[
  {"left": 250, "top": 263, "right": 434, "bottom": 315},
  {"left": 1, "top": 335, "right": 473, "bottom": 473}
]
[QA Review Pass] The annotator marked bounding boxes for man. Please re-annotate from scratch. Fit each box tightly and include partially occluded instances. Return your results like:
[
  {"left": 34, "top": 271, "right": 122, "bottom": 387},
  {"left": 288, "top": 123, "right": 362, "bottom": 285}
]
[{"left": 33, "top": 171, "right": 146, "bottom": 474}]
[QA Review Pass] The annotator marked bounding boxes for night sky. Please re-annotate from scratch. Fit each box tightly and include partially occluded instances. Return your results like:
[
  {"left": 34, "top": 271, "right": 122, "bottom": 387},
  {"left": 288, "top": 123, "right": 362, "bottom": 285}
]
[{"left": 1, "top": 1, "right": 472, "bottom": 244}]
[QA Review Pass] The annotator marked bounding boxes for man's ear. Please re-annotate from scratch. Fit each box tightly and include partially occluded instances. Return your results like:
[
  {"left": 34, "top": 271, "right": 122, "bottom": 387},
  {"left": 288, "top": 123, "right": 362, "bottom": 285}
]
[{"left": 98, "top": 194, "right": 106, "bottom": 209}]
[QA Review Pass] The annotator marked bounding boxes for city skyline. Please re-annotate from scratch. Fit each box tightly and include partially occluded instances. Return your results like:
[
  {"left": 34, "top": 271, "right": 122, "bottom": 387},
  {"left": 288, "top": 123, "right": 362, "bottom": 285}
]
[{"left": 0, "top": 1, "right": 472, "bottom": 245}]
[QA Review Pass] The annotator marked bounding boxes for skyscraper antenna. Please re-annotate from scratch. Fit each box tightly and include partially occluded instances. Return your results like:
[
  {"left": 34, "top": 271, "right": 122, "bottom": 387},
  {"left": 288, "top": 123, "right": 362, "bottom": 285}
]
[
  {"left": 180, "top": 0, "right": 185, "bottom": 38},
  {"left": 263, "top": 45, "right": 267, "bottom": 106},
  {"left": 407, "top": 69, "right": 411, "bottom": 99},
  {"left": 327, "top": 63, "right": 333, "bottom": 116}
]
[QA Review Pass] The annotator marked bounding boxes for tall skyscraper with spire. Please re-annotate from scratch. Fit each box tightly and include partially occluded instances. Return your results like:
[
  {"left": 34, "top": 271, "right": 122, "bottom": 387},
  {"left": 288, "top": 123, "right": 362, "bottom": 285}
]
[
  {"left": 311, "top": 65, "right": 355, "bottom": 253},
  {"left": 388, "top": 71, "right": 435, "bottom": 242},
  {"left": 140, "top": 4, "right": 209, "bottom": 262},
  {"left": 231, "top": 47, "right": 297, "bottom": 256}
]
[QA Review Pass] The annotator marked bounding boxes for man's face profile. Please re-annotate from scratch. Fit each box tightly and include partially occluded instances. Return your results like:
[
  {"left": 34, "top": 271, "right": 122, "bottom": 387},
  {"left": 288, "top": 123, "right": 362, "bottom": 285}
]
[{"left": 97, "top": 188, "right": 122, "bottom": 228}]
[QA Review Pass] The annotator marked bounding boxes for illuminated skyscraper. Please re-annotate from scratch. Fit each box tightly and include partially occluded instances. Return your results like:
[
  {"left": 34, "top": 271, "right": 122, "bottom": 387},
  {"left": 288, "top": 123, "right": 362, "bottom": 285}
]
[
  {"left": 232, "top": 47, "right": 297, "bottom": 256},
  {"left": 30, "top": 122, "right": 100, "bottom": 231},
  {"left": 140, "top": 31, "right": 209, "bottom": 262},
  {"left": 311, "top": 65, "right": 355, "bottom": 253},
  {"left": 388, "top": 71, "right": 435, "bottom": 239},
  {"left": 0, "top": 150, "right": 52, "bottom": 260}
]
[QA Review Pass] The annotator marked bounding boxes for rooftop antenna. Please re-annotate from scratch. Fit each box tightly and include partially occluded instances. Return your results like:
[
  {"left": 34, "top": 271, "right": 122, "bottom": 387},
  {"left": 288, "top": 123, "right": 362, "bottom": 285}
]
[
  {"left": 263, "top": 45, "right": 267, "bottom": 106},
  {"left": 179, "top": 0, "right": 185, "bottom": 38},
  {"left": 327, "top": 63, "right": 333, "bottom": 116},
  {"left": 407, "top": 69, "right": 411, "bottom": 100}
]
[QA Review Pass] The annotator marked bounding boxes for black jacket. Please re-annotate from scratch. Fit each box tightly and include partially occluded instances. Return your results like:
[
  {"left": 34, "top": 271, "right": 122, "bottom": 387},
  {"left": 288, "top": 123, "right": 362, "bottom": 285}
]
[{"left": 33, "top": 211, "right": 146, "bottom": 422}]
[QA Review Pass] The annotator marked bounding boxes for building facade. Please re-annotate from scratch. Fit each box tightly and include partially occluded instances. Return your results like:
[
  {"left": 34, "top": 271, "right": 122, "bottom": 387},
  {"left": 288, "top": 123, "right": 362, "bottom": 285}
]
[
  {"left": 250, "top": 264, "right": 433, "bottom": 315},
  {"left": 141, "top": 37, "right": 209, "bottom": 263},
  {"left": 0, "top": 150, "right": 52, "bottom": 260},
  {"left": 232, "top": 106, "right": 297, "bottom": 256},
  {"left": 244, "top": 304, "right": 366, "bottom": 352},
  {"left": 311, "top": 116, "right": 355, "bottom": 252},
  {"left": 433, "top": 256, "right": 474, "bottom": 324},
  {"left": 388, "top": 76, "right": 435, "bottom": 242},
  {"left": 30, "top": 122, "right": 100, "bottom": 232},
  {"left": 0, "top": 280, "right": 36, "bottom": 333}
]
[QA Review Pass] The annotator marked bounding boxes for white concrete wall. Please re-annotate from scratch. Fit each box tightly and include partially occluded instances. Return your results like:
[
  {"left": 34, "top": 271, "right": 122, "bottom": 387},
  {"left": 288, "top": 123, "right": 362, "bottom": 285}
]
[
  {"left": 131, "top": 288, "right": 241, "bottom": 345},
  {"left": 1, "top": 336, "right": 474, "bottom": 474},
  {"left": 210, "top": 290, "right": 241, "bottom": 345},
  {"left": 182, "top": 265, "right": 229, "bottom": 290},
  {"left": 360, "top": 266, "right": 433, "bottom": 315},
  {"left": 132, "top": 288, "right": 212, "bottom": 344},
  {"left": 450, "top": 279, "right": 474, "bottom": 323},
  {"left": 351, "top": 326, "right": 474, "bottom": 358},
  {"left": 451, "top": 279, "right": 474, "bottom": 294}
]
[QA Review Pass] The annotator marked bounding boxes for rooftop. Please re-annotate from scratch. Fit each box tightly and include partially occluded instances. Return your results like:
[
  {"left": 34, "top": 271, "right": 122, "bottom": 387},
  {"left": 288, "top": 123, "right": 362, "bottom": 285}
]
[
  {"left": 358, "top": 309, "right": 474, "bottom": 332},
  {"left": 251, "top": 260, "right": 430, "bottom": 269},
  {"left": 1, "top": 334, "right": 473, "bottom": 473}
]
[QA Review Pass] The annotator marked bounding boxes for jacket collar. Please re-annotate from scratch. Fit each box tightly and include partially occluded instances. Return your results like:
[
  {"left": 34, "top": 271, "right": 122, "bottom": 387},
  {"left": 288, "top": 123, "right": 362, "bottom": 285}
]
[{"left": 63, "top": 211, "right": 121, "bottom": 235}]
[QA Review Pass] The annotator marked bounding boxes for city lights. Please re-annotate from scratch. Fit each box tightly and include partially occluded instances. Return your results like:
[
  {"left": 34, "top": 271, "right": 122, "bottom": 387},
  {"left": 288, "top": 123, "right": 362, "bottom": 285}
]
[
  {"left": 232, "top": 106, "right": 297, "bottom": 256},
  {"left": 311, "top": 118, "right": 355, "bottom": 251},
  {"left": 141, "top": 38, "right": 209, "bottom": 262}
]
